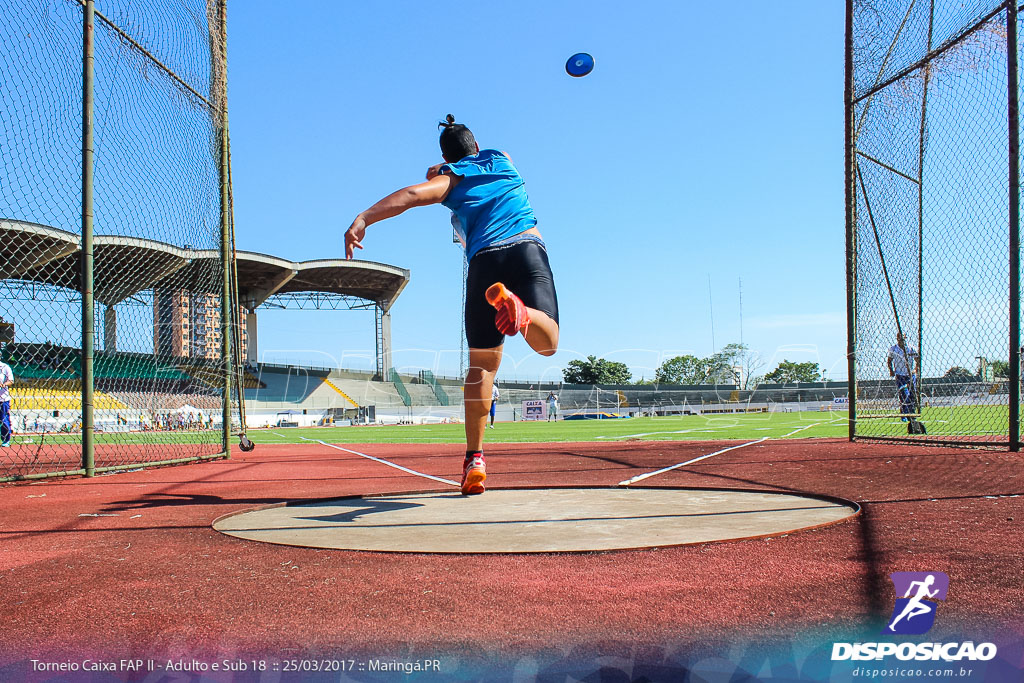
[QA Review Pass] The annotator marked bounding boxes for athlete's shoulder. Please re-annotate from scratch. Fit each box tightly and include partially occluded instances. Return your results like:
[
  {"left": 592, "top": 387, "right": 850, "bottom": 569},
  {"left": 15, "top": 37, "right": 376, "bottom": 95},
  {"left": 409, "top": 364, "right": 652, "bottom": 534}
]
[
  {"left": 444, "top": 149, "right": 501, "bottom": 174},
  {"left": 479, "top": 149, "right": 516, "bottom": 165}
]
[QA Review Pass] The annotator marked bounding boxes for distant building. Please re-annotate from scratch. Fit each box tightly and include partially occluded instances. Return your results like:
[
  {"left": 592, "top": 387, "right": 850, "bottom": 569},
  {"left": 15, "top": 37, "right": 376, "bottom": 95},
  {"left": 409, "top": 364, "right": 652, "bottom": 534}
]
[{"left": 154, "top": 290, "right": 247, "bottom": 360}]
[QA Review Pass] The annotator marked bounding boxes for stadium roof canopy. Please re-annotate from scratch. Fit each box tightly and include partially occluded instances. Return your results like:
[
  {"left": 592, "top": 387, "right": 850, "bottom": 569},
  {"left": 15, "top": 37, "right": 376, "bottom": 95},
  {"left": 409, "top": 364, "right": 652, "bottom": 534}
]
[{"left": 0, "top": 219, "right": 409, "bottom": 311}]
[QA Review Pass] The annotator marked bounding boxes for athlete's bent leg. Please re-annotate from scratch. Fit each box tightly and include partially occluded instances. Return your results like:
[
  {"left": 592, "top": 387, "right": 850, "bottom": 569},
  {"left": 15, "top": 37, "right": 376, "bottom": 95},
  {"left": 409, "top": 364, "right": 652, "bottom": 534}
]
[
  {"left": 465, "top": 346, "right": 503, "bottom": 452},
  {"left": 486, "top": 281, "right": 558, "bottom": 357},
  {"left": 523, "top": 308, "right": 558, "bottom": 357}
]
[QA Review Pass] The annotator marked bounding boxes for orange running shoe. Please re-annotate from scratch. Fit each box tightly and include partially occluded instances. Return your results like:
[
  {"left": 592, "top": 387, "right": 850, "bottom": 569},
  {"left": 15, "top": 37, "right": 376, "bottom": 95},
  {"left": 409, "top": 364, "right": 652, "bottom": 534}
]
[
  {"left": 461, "top": 454, "right": 486, "bottom": 495},
  {"left": 485, "top": 282, "right": 531, "bottom": 337}
]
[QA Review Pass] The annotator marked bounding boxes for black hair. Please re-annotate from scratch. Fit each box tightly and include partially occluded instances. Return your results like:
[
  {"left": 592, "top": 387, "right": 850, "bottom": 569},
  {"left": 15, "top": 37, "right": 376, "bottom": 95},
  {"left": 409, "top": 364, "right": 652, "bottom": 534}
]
[{"left": 438, "top": 114, "right": 477, "bottom": 163}]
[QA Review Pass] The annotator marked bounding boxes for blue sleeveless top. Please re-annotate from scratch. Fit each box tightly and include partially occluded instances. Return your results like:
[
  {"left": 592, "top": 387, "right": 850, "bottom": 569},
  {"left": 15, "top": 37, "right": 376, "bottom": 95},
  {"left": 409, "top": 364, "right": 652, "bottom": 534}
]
[{"left": 440, "top": 149, "right": 537, "bottom": 260}]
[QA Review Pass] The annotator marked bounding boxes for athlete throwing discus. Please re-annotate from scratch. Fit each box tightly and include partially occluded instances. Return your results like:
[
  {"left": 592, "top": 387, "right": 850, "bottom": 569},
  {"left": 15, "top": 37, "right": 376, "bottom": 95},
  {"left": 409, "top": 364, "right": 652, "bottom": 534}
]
[{"left": 345, "top": 115, "right": 560, "bottom": 495}]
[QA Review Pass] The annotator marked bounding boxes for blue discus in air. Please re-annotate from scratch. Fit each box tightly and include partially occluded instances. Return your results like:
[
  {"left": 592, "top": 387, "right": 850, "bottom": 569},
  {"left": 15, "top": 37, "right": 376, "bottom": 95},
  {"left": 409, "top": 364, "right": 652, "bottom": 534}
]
[{"left": 565, "top": 52, "right": 594, "bottom": 77}]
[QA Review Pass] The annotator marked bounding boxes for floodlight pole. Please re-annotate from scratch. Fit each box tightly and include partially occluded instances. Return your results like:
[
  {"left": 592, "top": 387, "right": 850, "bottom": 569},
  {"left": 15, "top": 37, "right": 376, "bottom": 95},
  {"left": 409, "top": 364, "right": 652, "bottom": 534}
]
[
  {"left": 844, "top": 0, "right": 858, "bottom": 441},
  {"left": 1008, "top": 0, "right": 1021, "bottom": 452},
  {"left": 81, "top": 0, "right": 96, "bottom": 476}
]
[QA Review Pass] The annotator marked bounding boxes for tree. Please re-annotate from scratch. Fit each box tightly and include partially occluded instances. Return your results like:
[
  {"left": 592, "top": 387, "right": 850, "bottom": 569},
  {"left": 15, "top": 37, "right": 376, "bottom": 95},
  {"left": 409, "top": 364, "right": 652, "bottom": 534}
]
[
  {"left": 709, "top": 343, "right": 764, "bottom": 388},
  {"left": 763, "top": 360, "right": 821, "bottom": 384},
  {"left": 944, "top": 366, "right": 974, "bottom": 380},
  {"left": 562, "top": 355, "right": 632, "bottom": 385},
  {"left": 654, "top": 344, "right": 764, "bottom": 387},
  {"left": 703, "top": 348, "right": 734, "bottom": 384},
  {"left": 991, "top": 359, "right": 1010, "bottom": 379},
  {"left": 655, "top": 355, "right": 713, "bottom": 384}
]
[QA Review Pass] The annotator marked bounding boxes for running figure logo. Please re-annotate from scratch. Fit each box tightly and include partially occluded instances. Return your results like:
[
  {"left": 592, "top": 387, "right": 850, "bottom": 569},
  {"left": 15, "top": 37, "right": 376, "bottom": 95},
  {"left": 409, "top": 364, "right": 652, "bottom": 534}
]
[{"left": 884, "top": 572, "right": 949, "bottom": 635}]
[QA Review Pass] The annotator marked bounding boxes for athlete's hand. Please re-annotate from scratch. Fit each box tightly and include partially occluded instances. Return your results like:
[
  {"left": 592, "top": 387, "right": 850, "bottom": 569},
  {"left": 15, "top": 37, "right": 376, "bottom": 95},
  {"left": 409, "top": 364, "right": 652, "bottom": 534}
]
[
  {"left": 426, "top": 162, "right": 445, "bottom": 180},
  {"left": 345, "top": 217, "right": 366, "bottom": 259}
]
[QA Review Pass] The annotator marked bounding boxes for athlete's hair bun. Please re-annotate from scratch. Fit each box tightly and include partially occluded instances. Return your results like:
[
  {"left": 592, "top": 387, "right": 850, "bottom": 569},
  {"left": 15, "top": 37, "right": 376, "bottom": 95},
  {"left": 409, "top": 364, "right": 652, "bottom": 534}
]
[{"left": 439, "top": 114, "right": 456, "bottom": 129}]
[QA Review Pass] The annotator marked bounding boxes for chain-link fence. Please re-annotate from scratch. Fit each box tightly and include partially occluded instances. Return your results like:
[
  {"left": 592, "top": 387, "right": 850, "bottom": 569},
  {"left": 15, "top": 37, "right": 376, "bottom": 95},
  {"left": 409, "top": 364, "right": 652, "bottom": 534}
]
[
  {"left": 847, "top": 0, "right": 1023, "bottom": 447},
  {"left": 1, "top": 0, "right": 237, "bottom": 481}
]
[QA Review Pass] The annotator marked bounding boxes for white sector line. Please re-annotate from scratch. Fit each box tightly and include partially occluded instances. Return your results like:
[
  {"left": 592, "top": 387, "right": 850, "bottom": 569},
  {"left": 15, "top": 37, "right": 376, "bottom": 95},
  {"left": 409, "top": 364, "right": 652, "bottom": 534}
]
[
  {"left": 617, "top": 422, "right": 821, "bottom": 487},
  {"left": 299, "top": 437, "right": 459, "bottom": 487}
]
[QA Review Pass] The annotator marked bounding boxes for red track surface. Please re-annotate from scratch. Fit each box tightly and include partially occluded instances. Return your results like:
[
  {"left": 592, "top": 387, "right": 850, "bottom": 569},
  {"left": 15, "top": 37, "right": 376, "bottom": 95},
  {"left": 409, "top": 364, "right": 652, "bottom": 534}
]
[{"left": 1, "top": 438, "right": 1022, "bottom": 674}]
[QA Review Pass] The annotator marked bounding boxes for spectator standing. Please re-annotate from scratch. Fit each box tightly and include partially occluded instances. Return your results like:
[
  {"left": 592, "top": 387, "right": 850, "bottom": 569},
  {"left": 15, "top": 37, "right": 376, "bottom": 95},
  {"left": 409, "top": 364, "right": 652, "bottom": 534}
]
[
  {"left": 0, "top": 356, "right": 14, "bottom": 446},
  {"left": 547, "top": 390, "right": 559, "bottom": 422},
  {"left": 887, "top": 331, "right": 920, "bottom": 420}
]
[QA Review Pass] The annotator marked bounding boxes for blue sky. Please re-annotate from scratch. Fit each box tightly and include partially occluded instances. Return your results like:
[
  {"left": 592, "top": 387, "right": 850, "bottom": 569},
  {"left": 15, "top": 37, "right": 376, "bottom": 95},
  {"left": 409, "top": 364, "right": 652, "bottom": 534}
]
[{"left": 227, "top": 1, "right": 847, "bottom": 382}]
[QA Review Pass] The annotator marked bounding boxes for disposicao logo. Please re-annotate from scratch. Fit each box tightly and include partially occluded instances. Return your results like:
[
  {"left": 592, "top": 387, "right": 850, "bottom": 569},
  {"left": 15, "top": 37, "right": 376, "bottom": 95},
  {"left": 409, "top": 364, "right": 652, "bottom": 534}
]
[
  {"left": 885, "top": 571, "right": 948, "bottom": 635},
  {"left": 831, "top": 571, "right": 998, "bottom": 662}
]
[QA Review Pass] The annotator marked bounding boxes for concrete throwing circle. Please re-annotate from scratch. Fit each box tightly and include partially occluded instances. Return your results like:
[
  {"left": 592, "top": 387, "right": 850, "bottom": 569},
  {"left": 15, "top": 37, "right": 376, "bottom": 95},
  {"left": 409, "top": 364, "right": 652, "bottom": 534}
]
[{"left": 213, "top": 487, "right": 858, "bottom": 554}]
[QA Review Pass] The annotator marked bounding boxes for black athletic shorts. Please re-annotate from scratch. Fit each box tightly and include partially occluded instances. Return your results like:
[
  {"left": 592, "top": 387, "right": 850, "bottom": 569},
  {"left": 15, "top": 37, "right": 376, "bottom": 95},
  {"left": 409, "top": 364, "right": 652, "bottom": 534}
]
[{"left": 465, "top": 237, "right": 559, "bottom": 349}]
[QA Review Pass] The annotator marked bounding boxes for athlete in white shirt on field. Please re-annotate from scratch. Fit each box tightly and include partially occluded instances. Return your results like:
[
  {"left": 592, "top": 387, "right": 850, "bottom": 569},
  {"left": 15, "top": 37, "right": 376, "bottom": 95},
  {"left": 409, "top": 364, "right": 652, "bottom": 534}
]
[{"left": 489, "top": 383, "right": 500, "bottom": 429}]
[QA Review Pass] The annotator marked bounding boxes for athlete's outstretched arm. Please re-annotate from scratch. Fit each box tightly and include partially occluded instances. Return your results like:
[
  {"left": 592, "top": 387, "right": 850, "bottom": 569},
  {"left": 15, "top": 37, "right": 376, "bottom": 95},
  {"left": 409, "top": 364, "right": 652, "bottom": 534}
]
[{"left": 345, "top": 174, "right": 453, "bottom": 259}]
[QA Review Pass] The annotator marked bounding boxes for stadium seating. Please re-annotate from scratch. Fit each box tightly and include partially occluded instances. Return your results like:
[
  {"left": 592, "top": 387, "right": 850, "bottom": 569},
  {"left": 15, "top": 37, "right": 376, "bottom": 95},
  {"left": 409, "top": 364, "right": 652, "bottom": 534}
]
[
  {"left": 10, "top": 386, "right": 128, "bottom": 410},
  {"left": 419, "top": 370, "right": 450, "bottom": 406},
  {"left": 402, "top": 383, "right": 438, "bottom": 407},
  {"left": 178, "top": 358, "right": 263, "bottom": 390},
  {"left": 110, "top": 391, "right": 221, "bottom": 412},
  {"left": 88, "top": 352, "right": 192, "bottom": 382},
  {"left": 244, "top": 365, "right": 327, "bottom": 403},
  {"left": 327, "top": 377, "right": 407, "bottom": 408},
  {"left": 389, "top": 369, "right": 412, "bottom": 406}
]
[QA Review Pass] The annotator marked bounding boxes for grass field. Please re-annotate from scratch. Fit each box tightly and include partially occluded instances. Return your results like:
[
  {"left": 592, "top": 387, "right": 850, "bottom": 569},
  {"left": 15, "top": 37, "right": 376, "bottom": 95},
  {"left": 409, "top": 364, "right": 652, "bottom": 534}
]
[
  {"left": 252, "top": 404, "right": 1008, "bottom": 444},
  {"left": 8, "top": 406, "right": 1012, "bottom": 447},
  {"left": 251, "top": 410, "right": 850, "bottom": 445}
]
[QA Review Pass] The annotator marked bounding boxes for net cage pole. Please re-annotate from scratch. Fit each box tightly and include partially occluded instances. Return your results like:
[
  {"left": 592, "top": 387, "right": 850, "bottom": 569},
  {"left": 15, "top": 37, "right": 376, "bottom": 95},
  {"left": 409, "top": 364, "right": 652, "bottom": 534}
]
[
  {"left": 1009, "top": 0, "right": 1021, "bottom": 452},
  {"left": 2, "top": 3, "right": 233, "bottom": 479},
  {"left": 845, "top": 0, "right": 857, "bottom": 441},
  {"left": 228, "top": 156, "right": 246, "bottom": 444},
  {"left": 848, "top": 0, "right": 923, "bottom": 438},
  {"left": 857, "top": 162, "right": 913, "bottom": 393},
  {"left": 214, "top": 0, "right": 232, "bottom": 458},
  {"left": 81, "top": 0, "right": 96, "bottom": 476},
  {"left": 226, "top": 141, "right": 252, "bottom": 451},
  {"left": 849, "top": 0, "right": 1024, "bottom": 446},
  {"left": 917, "top": 1, "right": 936, "bottom": 422},
  {"left": 218, "top": 0, "right": 252, "bottom": 453}
]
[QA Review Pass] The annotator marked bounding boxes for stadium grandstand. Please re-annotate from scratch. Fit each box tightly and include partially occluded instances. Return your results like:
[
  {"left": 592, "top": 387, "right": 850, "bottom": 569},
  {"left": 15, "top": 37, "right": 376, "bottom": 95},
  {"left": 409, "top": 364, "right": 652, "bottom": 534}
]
[
  {"left": 239, "top": 364, "right": 865, "bottom": 427},
  {"left": 0, "top": 217, "right": 408, "bottom": 441},
  {"left": 237, "top": 365, "right": 1006, "bottom": 429}
]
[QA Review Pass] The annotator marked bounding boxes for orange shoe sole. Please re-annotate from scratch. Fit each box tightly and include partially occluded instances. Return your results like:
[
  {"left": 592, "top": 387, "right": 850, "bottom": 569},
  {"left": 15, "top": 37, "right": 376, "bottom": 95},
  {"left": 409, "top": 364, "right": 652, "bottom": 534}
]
[
  {"left": 485, "top": 282, "right": 511, "bottom": 307},
  {"left": 461, "top": 468, "right": 486, "bottom": 496},
  {"left": 485, "top": 282, "right": 530, "bottom": 336}
]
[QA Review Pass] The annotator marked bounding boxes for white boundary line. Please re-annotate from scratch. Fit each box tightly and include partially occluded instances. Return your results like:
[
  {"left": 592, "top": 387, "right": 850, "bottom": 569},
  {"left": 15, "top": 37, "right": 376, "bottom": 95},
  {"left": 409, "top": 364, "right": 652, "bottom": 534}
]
[
  {"left": 290, "top": 420, "right": 824, "bottom": 489},
  {"left": 617, "top": 422, "right": 822, "bottom": 487},
  {"left": 617, "top": 438, "right": 769, "bottom": 486},
  {"left": 600, "top": 416, "right": 842, "bottom": 442},
  {"left": 779, "top": 423, "right": 822, "bottom": 439},
  {"left": 299, "top": 437, "right": 459, "bottom": 487},
  {"left": 596, "top": 425, "right": 743, "bottom": 440}
]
